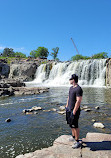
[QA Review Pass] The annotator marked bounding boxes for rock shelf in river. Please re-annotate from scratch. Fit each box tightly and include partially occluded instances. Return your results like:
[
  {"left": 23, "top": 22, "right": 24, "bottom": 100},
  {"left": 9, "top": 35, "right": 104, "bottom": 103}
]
[{"left": 0, "top": 79, "right": 49, "bottom": 97}]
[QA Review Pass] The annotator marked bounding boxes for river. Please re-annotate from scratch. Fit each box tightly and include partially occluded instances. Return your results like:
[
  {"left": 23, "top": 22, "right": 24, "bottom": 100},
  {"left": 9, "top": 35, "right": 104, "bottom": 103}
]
[{"left": 0, "top": 86, "right": 111, "bottom": 158}]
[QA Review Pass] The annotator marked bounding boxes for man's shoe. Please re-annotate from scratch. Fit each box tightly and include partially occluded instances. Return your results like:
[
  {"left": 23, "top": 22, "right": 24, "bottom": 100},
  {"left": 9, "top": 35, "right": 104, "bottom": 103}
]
[
  {"left": 72, "top": 141, "right": 80, "bottom": 149},
  {"left": 68, "top": 136, "right": 75, "bottom": 142}
]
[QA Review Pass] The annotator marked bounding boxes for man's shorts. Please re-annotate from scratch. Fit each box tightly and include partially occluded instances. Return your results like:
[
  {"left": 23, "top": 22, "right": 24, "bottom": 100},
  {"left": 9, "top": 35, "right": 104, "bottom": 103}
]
[{"left": 66, "top": 110, "right": 80, "bottom": 128}]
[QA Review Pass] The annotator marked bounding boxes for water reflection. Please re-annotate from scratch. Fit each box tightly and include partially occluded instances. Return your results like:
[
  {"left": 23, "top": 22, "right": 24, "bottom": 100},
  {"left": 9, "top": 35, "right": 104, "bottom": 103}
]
[{"left": 0, "top": 87, "right": 111, "bottom": 158}]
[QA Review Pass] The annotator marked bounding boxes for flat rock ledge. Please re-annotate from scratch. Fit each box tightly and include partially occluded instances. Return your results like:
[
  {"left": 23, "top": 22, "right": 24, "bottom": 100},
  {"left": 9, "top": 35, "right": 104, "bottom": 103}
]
[
  {"left": 13, "top": 87, "right": 49, "bottom": 95},
  {"left": 16, "top": 133, "right": 111, "bottom": 158}
]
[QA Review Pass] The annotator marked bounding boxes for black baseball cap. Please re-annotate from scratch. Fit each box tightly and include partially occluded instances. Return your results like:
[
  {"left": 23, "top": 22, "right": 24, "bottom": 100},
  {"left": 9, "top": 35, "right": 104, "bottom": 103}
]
[{"left": 69, "top": 74, "right": 78, "bottom": 83}]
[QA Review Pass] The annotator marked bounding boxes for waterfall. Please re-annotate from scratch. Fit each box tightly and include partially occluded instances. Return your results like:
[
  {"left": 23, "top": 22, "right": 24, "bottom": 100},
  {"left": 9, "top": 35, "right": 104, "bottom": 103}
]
[{"left": 25, "top": 59, "right": 106, "bottom": 87}]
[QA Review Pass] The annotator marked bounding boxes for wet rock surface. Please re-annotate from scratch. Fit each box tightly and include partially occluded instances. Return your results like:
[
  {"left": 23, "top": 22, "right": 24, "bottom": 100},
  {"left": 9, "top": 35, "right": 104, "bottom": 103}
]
[
  {"left": 16, "top": 133, "right": 111, "bottom": 158},
  {"left": 13, "top": 87, "right": 49, "bottom": 96},
  {"left": 0, "top": 79, "right": 49, "bottom": 97}
]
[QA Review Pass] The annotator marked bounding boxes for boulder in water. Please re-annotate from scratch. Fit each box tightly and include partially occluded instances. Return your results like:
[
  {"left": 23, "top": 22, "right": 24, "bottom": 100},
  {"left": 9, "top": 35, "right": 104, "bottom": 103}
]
[
  {"left": 23, "top": 109, "right": 33, "bottom": 113},
  {"left": 57, "top": 111, "right": 66, "bottom": 114},
  {"left": 95, "top": 106, "right": 100, "bottom": 110},
  {"left": 93, "top": 122, "right": 105, "bottom": 128},
  {"left": 59, "top": 106, "right": 65, "bottom": 111},
  {"left": 81, "top": 106, "right": 89, "bottom": 110},
  {"left": 51, "top": 108, "right": 57, "bottom": 112},
  {"left": 31, "top": 106, "right": 42, "bottom": 111},
  {"left": 84, "top": 109, "right": 92, "bottom": 112},
  {"left": 5, "top": 118, "right": 11, "bottom": 122}
]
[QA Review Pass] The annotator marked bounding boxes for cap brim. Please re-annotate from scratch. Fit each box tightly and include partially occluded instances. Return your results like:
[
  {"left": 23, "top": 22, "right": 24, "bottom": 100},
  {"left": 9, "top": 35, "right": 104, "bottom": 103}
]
[{"left": 69, "top": 78, "right": 73, "bottom": 80}]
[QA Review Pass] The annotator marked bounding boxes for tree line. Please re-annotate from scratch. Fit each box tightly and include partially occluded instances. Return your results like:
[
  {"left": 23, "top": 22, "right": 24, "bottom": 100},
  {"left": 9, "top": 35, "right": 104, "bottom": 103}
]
[
  {"left": 0, "top": 47, "right": 59, "bottom": 60},
  {"left": 0, "top": 47, "right": 109, "bottom": 61},
  {"left": 71, "top": 52, "right": 109, "bottom": 61}
]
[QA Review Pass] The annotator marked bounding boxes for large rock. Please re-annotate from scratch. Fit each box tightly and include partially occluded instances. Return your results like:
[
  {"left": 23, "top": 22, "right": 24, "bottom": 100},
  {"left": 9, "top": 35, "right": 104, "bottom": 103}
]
[
  {"left": 16, "top": 133, "right": 111, "bottom": 158},
  {"left": 0, "top": 62, "right": 10, "bottom": 78},
  {"left": 0, "top": 80, "right": 49, "bottom": 97},
  {"left": 0, "top": 79, "right": 25, "bottom": 87},
  {"left": 82, "top": 133, "right": 111, "bottom": 158},
  {"left": 0, "top": 87, "right": 15, "bottom": 96},
  {"left": 106, "top": 58, "right": 111, "bottom": 87},
  {"left": 59, "top": 106, "right": 65, "bottom": 111},
  {"left": 93, "top": 122, "right": 105, "bottom": 128},
  {"left": 14, "top": 87, "right": 49, "bottom": 95},
  {"left": 9, "top": 62, "right": 38, "bottom": 81},
  {"left": 0, "top": 79, "right": 25, "bottom": 97}
]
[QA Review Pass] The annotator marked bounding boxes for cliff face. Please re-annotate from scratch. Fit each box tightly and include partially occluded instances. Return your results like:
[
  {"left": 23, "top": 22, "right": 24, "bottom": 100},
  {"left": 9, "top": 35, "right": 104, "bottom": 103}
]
[
  {"left": 0, "top": 59, "right": 52, "bottom": 82},
  {"left": 0, "top": 59, "right": 111, "bottom": 86},
  {"left": 8, "top": 62, "right": 38, "bottom": 81},
  {"left": 106, "top": 58, "right": 111, "bottom": 87},
  {"left": 0, "top": 62, "right": 10, "bottom": 78}
]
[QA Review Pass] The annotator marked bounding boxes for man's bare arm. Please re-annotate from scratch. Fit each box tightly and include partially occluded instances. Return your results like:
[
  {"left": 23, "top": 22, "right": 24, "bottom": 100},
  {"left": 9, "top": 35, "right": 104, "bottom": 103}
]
[
  {"left": 66, "top": 96, "right": 69, "bottom": 108},
  {"left": 73, "top": 96, "right": 82, "bottom": 115}
]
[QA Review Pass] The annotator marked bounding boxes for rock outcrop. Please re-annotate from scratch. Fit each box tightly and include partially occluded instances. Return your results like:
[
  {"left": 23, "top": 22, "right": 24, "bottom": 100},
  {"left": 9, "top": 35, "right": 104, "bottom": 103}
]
[
  {"left": 0, "top": 62, "right": 10, "bottom": 78},
  {"left": 16, "top": 133, "right": 111, "bottom": 158},
  {"left": 9, "top": 62, "right": 38, "bottom": 81},
  {"left": 106, "top": 58, "right": 111, "bottom": 87},
  {"left": 13, "top": 87, "right": 49, "bottom": 95},
  {"left": 0, "top": 79, "right": 49, "bottom": 97}
]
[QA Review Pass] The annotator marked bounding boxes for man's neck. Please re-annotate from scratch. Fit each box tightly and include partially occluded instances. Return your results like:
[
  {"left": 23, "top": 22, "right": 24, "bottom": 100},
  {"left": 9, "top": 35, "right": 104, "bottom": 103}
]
[{"left": 73, "top": 83, "right": 78, "bottom": 88}]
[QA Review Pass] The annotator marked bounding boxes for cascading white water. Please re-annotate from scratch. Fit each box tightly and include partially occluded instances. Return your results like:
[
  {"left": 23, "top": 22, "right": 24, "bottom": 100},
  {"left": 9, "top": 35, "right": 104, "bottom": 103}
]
[{"left": 25, "top": 59, "right": 106, "bottom": 87}]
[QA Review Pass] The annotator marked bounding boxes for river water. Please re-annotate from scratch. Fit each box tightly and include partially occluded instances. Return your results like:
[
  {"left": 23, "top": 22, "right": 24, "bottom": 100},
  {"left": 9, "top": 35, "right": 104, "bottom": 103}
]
[{"left": 0, "top": 86, "right": 111, "bottom": 158}]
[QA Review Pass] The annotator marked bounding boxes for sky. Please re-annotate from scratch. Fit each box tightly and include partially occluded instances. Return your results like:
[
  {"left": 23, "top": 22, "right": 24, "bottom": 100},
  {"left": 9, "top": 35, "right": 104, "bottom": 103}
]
[{"left": 0, "top": 0, "right": 111, "bottom": 61}]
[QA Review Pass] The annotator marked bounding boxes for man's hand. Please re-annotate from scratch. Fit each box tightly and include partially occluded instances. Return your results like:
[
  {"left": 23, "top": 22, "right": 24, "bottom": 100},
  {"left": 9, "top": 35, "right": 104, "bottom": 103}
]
[
  {"left": 65, "top": 106, "right": 68, "bottom": 111},
  {"left": 73, "top": 96, "right": 82, "bottom": 115}
]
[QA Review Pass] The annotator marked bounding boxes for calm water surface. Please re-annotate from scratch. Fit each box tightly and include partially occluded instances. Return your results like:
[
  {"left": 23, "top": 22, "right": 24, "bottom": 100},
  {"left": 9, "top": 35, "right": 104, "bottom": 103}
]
[{"left": 0, "top": 87, "right": 111, "bottom": 158}]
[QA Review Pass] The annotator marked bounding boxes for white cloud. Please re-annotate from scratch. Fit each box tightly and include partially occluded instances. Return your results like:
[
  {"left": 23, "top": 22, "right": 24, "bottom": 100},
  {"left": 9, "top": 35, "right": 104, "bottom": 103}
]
[
  {"left": 0, "top": 45, "right": 29, "bottom": 56},
  {"left": 0, "top": 45, "right": 26, "bottom": 52},
  {"left": 0, "top": 46, "right": 5, "bottom": 50}
]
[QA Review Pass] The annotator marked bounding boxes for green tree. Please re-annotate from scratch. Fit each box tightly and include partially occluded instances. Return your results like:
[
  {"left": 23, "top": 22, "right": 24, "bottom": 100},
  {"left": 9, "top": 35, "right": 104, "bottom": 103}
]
[
  {"left": 55, "top": 57, "right": 59, "bottom": 61},
  {"left": 2, "top": 48, "right": 15, "bottom": 57},
  {"left": 15, "top": 52, "right": 26, "bottom": 58},
  {"left": 91, "top": 52, "right": 108, "bottom": 59},
  {"left": 50, "top": 47, "right": 59, "bottom": 60},
  {"left": 30, "top": 47, "right": 49, "bottom": 58},
  {"left": 30, "top": 50, "right": 36, "bottom": 58},
  {"left": 71, "top": 54, "right": 90, "bottom": 61}
]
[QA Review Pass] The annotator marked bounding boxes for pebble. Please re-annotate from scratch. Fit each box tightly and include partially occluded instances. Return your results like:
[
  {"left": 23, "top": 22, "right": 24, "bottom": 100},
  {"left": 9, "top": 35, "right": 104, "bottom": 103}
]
[
  {"left": 5, "top": 118, "right": 11, "bottom": 122},
  {"left": 84, "top": 109, "right": 92, "bottom": 112},
  {"left": 95, "top": 106, "right": 100, "bottom": 110},
  {"left": 91, "top": 119, "right": 96, "bottom": 122}
]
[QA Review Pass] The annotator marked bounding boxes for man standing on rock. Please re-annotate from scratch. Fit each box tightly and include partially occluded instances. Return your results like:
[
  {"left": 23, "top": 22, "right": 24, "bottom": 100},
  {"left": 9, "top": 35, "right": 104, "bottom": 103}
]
[{"left": 65, "top": 74, "right": 83, "bottom": 149}]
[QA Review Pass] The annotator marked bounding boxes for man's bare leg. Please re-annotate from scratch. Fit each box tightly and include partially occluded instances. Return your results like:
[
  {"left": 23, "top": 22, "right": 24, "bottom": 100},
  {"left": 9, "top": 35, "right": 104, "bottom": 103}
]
[
  {"left": 71, "top": 128, "right": 75, "bottom": 137},
  {"left": 74, "top": 128, "right": 79, "bottom": 140}
]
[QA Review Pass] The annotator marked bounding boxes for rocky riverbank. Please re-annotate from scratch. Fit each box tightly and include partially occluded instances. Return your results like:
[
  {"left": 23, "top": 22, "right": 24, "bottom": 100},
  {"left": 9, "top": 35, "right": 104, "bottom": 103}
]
[
  {"left": 106, "top": 58, "right": 111, "bottom": 87},
  {"left": 0, "top": 79, "right": 49, "bottom": 97},
  {"left": 16, "top": 133, "right": 111, "bottom": 158}
]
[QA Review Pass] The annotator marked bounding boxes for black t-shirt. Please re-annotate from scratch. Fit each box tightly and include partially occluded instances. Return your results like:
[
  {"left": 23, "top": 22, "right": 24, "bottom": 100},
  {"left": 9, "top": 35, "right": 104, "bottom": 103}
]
[{"left": 68, "top": 85, "right": 83, "bottom": 113}]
